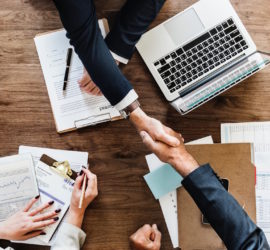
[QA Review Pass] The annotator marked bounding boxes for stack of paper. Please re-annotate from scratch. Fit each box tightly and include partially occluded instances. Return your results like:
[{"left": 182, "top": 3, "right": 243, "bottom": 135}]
[
  {"left": 221, "top": 122, "right": 270, "bottom": 242},
  {"left": 145, "top": 136, "right": 213, "bottom": 248}
]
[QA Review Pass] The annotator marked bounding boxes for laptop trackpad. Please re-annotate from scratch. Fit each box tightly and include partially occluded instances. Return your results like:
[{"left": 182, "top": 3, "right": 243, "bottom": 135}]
[{"left": 164, "top": 8, "right": 205, "bottom": 46}]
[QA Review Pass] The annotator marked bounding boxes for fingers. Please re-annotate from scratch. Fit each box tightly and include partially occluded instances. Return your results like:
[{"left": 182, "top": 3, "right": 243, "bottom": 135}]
[
  {"left": 21, "top": 230, "right": 44, "bottom": 240},
  {"left": 82, "top": 169, "right": 98, "bottom": 197},
  {"left": 140, "top": 131, "right": 158, "bottom": 152},
  {"left": 33, "top": 209, "right": 61, "bottom": 222},
  {"left": 74, "top": 172, "right": 85, "bottom": 191},
  {"left": 78, "top": 68, "right": 91, "bottom": 87},
  {"left": 152, "top": 224, "right": 162, "bottom": 246},
  {"left": 32, "top": 218, "right": 57, "bottom": 230},
  {"left": 156, "top": 129, "right": 180, "bottom": 147},
  {"left": 23, "top": 195, "right": 40, "bottom": 212},
  {"left": 141, "top": 224, "right": 153, "bottom": 238},
  {"left": 28, "top": 200, "right": 54, "bottom": 216}
]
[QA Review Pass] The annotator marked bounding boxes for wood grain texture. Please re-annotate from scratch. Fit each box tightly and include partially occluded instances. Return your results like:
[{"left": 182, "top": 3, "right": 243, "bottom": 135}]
[{"left": 0, "top": 0, "right": 270, "bottom": 249}]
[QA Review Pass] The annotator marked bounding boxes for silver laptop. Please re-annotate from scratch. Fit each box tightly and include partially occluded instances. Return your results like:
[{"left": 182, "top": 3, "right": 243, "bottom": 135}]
[{"left": 136, "top": 0, "right": 270, "bottom": 114}]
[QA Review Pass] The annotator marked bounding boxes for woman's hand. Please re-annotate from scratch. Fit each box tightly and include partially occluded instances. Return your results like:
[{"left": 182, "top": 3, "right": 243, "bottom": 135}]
[
  {"left": 0, "top": 196, "right": 59, "bottom": 241},
  {"left": 66, "top": 168, "right": 98, "bottom": 228}
]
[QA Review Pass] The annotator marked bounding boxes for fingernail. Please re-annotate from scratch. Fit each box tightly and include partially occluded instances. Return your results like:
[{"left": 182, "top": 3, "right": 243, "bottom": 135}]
[
  {"left": 48, "top": 201, "right": 54, "bottom": 205},
  {"left": 55, "top": 209, "right": 61, "bottom": 213},
  {"left": 35, "top": 195, "right": 40, "bottom": 199},
  {"left": 152, "top": 224, "right": 158, "bottom": 229},
  {"left": 79, "top": 170, "right": 83, "bottom": 175},
  {"left": 140, "top": 131, "right": 146, "bottom": 139},
  {"left": 40, "top": 232, "right": 46, "bottom": 235},
  {"left": 54, "top": 217, "right": 59, "bottom": 221}
]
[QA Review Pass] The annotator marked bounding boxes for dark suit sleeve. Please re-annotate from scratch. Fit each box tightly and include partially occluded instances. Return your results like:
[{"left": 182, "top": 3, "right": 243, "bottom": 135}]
[
  {"left": 105, "top": 0, "right": 166, "bottom": 59},
  {"left": 53, "top": 0, "right": 134, "bottom": 106},
  {"left": 182, "top": 164, "right": 269, "bottom": 250}
]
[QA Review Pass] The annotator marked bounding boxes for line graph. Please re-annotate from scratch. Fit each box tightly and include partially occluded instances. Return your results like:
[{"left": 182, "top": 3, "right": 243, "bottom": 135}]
[{"left": 0, "top": 176, "right": 31, "bottom": 191}]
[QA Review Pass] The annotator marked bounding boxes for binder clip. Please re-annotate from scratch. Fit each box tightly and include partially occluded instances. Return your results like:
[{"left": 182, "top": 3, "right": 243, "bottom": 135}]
[{"left": 51, "top": 161, "right": 73, "bottom": 180}]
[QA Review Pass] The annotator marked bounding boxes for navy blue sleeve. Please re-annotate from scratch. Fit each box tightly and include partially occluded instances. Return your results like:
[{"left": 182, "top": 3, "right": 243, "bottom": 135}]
[
  {"left": 53, "top": 0, "right": 133, "bottom": 106},
  {"left": 182, "top": 164, "right": 269, "bottom": 250},
  {"left": 105, "top": 0, "right": 166, "bottom": 59}
]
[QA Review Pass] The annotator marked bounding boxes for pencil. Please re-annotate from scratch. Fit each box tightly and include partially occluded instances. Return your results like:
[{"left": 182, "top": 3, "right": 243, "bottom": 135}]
[{"left": 79, "top": 166, "right": 88, "bottom": 209}]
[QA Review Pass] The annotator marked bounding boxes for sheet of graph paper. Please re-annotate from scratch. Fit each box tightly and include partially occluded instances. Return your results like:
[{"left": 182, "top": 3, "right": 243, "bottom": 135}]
[
  {"left": 145, "top": 136, "right": 213, "bottom": 248},
  {"left": 221, "top": 121, "right": 270, "bottom": 241}
]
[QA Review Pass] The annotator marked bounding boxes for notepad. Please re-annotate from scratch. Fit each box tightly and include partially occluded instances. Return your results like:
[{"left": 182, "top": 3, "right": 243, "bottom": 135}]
[
  {"left": 144, "top": 164, "right": 183, "bottom": 199},
  {"left": 34, "top": 19, "right": 122, "bottom": 133}
]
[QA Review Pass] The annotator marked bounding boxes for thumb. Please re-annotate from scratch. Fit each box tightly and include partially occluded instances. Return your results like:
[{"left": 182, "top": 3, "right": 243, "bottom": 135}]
[
  {"left": 140, "top": 131, "right": 157, "bottom": 151},
  {"left": 152, "top": 224, "right": 162, "bottom": 245}
]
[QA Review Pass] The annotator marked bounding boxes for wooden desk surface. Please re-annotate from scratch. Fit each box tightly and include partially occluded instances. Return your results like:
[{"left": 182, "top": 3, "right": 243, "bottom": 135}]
[{"left": 0, "top": 0, "right": 269, "bottom": 249}]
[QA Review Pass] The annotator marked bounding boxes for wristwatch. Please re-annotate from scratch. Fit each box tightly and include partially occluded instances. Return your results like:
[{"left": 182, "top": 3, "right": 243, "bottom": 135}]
[{"left": 120, "top": 100, "right": 140, "bottom": 119}]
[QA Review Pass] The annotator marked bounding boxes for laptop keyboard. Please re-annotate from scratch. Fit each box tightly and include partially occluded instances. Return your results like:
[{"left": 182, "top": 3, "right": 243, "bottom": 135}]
[{"left": 154, "top": 18, "right": 249, "bottom": 94}]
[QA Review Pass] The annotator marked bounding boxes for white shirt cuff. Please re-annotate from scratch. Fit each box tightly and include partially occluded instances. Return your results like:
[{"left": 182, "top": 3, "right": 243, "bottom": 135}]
[
  {"left": 110, "top": 50, "right": 129, "bottom": 65},
  {"left": 114, "top": 89, "right": 138, "bottom": 111},
  {"left": 51, "top": 223, "right": 86, "bottom": 250}
]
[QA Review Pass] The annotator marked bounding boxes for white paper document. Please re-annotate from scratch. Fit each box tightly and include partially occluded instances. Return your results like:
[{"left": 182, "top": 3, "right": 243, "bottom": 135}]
[
  {"left": 17, "top": 145, "right": 88, "bottom": 246},
  {"left": 34, "top": 160, "right": 74, "bottom": 243},
  {"left": 34, "top": 19, "right": 120, "bottom": 133},
  {"left": 145, "top": 136, "right": 213, "bottom": 248},
  {"left": 221, "top": 121, "right": 270, "bottom": 242},
  {"left": 0, "top": 154, "right": 39, "bottom": 221},
  {"left": 19, "top": 145, "right": 88, "bottom": 173}
]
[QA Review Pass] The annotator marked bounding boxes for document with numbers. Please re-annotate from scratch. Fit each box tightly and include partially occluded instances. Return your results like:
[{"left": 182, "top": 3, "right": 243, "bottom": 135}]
[
  {"left": 221, "top": 121, "right": 270, "bottom": 242},
  {"left": 0, "top": 154, "right": 39, "bottom": 221},
  {"left": 34, "top": 19, "right": 121, "bottom": 133}
]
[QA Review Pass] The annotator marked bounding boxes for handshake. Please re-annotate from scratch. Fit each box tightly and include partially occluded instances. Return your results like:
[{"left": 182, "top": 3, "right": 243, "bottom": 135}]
[{"left": 127, "top": 107, "right": 199, "bottom": 250}]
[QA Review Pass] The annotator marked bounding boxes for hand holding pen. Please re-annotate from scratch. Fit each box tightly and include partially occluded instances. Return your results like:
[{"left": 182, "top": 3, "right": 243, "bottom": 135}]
[{"left": 66, "top": 168, "right": 98, "bottom": 228}]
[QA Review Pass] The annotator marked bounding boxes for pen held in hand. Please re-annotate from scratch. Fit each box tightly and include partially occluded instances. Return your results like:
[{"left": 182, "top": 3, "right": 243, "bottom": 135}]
[
  {"left": 63, "top": 47, "right": 73, "bottom": 91},
  {"left": 79, "top": 166, "right": 88, "bottom": 209}
]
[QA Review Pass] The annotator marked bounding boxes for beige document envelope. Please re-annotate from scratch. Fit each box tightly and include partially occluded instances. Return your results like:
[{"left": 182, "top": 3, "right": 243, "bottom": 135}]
[{"left": 177, "top": 143, "right": 256, "bottom": 249}]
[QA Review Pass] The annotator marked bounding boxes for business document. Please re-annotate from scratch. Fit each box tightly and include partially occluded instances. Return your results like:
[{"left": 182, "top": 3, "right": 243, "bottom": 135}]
[
  {"left": 221, "top": 121, "right": 270, "bottom": 242},
  {"left": 34, "top": 19, "right": 121, "bottom": 133},
  {"left": 0, "top": 154, "right": 39, "bottom": 221}
]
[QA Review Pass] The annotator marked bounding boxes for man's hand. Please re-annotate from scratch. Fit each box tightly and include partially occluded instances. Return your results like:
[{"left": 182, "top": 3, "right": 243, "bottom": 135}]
[
  {"left": 66, "top": 168, "right": 98, "bottom": 228},
  {"left": 140, "top": 129, "right": 199, "bottom": 177},
  {"left": 79, "top": 59, "right": 119, "bottom": 96},
  {"left": 78, "top": 68, "right": 103, "bottom": 96},
  {"left": 0, "top": 196, "right": 58, "bottom": 241},
  {"left": 130, "top": 107, "right": 180, "bottom": 147},
  {"left": 130, "top": 224, "right": 161, "bottom": 250}
]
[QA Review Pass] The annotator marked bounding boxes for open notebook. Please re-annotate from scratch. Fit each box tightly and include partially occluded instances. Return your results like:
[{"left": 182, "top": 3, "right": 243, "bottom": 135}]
[{"left": 34, "top": 19, "right": 122, "bottom": 133}]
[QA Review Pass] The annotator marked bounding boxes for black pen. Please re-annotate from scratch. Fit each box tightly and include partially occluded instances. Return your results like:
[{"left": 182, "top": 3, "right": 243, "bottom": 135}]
[{"left": 63, "top": 48, "right": 73, "bottom": 91}]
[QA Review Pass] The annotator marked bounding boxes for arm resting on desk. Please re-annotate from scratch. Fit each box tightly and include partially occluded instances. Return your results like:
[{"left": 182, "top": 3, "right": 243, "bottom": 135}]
[{"left": 182, "top": 164, "right": 269, "bottom": 250}]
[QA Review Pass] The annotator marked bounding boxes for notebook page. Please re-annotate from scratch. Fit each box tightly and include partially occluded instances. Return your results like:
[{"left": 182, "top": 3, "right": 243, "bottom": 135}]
[{"left": 221, "top": 122, "right": 270, "bottom": 242}]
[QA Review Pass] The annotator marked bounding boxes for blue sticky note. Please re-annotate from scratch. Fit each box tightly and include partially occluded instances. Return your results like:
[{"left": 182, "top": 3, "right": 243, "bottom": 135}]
[{"left": 144, "top": 163, "right": 183, "bottom": 199}]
